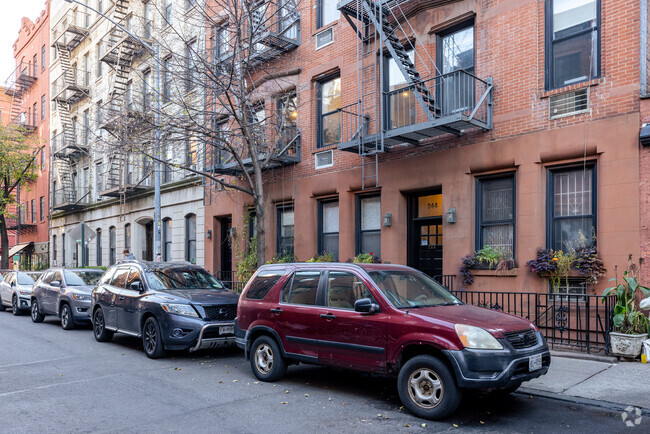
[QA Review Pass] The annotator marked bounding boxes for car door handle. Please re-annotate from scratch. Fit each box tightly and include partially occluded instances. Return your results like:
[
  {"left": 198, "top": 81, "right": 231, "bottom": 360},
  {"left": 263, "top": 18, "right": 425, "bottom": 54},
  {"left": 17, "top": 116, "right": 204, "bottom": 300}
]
[
  {"left": 320, "top": 313, "right": 336, "bottom": 320},
  {"left": 270, "top": 308, "right": 283, "bottom": 314}
]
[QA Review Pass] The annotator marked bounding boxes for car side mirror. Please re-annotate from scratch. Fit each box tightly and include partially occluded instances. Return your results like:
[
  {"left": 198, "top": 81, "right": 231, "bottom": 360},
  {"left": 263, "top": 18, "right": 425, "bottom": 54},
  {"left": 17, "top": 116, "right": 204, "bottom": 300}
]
[
  {"left": 131, "top": 281, "right": 144, "bottom": 293},
  {"left": 11, "top": 281, "right": 15, "bottom": 287},
  {"left": 354, "top": 298, "right": 380, "bottom": 314},
  {"left": 51, "top": 280, "right": 61, "bottom": 288}
]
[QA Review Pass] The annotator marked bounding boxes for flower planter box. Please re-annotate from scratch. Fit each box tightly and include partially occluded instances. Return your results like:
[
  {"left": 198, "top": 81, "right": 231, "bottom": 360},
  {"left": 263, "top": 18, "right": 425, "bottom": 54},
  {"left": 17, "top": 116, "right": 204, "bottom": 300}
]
[{"left": 609, "top": 332, "right": 648, "bottom": 357}]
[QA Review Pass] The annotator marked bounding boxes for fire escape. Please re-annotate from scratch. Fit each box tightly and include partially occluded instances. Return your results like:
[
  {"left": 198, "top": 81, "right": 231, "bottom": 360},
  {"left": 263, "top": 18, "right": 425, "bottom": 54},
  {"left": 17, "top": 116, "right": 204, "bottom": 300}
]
[
  {"left": 51, "top": 8, "right": 91, "bottom": 212},
  {"left": 206, "top": 1, "right": 301, "bottom": 177},
  {"left": 3, "top": 61, "right": 38, "bottom": 132},
  {"left": 337, "top": 0, "right": 493, "bottom": 189},
  {"left": 98, "top": 0, "right": 153, "bottom": 199}
]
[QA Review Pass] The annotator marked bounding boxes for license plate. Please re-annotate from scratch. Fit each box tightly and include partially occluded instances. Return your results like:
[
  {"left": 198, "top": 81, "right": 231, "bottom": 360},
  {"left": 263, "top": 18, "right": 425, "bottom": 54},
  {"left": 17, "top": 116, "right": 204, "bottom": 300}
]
[
  {"left": 529, "top": 354, "right": 542, "bottom": 371},
  {"left": 219, "top": 325, "right": 234, "bottom": 335}
]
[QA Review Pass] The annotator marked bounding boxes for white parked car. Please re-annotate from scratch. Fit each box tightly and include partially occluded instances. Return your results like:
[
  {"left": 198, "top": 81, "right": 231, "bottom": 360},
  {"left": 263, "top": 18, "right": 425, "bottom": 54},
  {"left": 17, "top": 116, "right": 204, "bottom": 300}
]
[{"left": 0, "top": 271, "right": 42, "bottom": 315}]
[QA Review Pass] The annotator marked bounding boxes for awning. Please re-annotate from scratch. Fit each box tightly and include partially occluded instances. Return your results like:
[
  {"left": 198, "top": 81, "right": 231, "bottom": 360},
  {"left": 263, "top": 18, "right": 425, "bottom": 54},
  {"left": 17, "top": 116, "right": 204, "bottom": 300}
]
[{"left": 8, "top": 242, "right": 33, "bottom": 258}]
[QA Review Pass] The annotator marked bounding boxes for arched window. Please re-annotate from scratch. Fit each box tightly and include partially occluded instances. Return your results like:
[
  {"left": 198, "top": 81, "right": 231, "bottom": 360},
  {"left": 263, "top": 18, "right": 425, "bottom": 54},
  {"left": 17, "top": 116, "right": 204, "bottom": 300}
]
[
  {"left": 162, "top": 218, "right": 172, "bottom": 261},
  {"left": 52, "top": 235, "right": 57, "bottom": 264},
  {"left": 109, "top": 226, "right": 116, "bottom": 265},
  {"left": 185, "top": 214, "right": 196, "bottom": 264},
  {"left": 96, "top": 228, "right": 102, "bottom": 266}
]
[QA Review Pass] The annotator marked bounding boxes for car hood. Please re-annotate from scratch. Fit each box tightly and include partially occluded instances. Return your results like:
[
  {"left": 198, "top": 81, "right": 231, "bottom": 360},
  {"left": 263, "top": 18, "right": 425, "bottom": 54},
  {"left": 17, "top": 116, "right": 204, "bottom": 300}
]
[
  {"left": 408, "top": 304, "right": 535, "bottom": 338},
  {"left": 68, "top": 285, "right": 96, "bottom": 294},
  {"left": 156, "top": 289, "right": 239, "bottom": 305}
]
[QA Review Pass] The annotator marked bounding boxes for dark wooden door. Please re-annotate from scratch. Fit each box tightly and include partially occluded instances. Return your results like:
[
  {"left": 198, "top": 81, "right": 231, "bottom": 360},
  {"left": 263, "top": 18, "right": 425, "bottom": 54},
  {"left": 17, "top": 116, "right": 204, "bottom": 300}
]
[
  {"left": 413, "top": 218, "right": 443, "bottom": 278},
  {"left": 145, "top": 222, "right": 153, "bottom": 261},
  {"left": 220, "top": 217, "right": 232, "bottom": 272}
]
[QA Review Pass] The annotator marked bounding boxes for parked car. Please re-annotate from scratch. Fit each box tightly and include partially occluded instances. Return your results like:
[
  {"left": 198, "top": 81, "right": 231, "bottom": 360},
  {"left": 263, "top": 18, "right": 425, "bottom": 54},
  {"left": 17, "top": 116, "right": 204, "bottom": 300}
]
[
  {"left": 31, "top": 268, "right": 104, "bottom": 329},
  {"left": 90, "top": 261, "right": 239, "bottom": 358},
  {"left": 235, "top": 263, "right": 551, "bottom": 420},
  {"left": 0, "top": 271, "right": 42, "bottom": 315}
]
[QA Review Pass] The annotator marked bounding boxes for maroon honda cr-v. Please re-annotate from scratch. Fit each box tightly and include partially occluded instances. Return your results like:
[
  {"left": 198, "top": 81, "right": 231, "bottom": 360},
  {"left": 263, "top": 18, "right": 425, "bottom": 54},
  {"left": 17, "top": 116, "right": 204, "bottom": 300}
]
[{"left": 235, "top": 263, "right": 550, "bottom": 420}]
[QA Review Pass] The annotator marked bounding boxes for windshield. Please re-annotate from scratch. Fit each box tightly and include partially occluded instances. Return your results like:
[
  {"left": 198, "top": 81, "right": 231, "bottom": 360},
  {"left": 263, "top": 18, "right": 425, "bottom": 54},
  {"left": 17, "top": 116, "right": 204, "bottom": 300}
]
[
  {"left": 145, "top": 268, "right": 225, "bottom": 290},
  {"left": 64, "top": 271, "right": 103, "bottom": 286},
  {"left": 17, "top": 273, "right": 35, "bottom": 286},
  {"left": 368, "top": 270, "right": 460, "bottom": 309}
]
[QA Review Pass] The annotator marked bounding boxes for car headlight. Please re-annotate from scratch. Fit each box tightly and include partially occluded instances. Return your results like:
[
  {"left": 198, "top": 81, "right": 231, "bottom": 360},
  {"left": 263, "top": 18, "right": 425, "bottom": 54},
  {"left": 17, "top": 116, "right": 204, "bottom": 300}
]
[
  {"left": 161, "top": 303, "right": 198, "bottom": 318},
  {"left": 18, "top": 289, "right": 31, "bottom": 296},
  {"left": 72, "top": 293, "right": 91, "bottom": 301},
  {"left": 455, "top": 324, "right": 503, "bottom": 350}
]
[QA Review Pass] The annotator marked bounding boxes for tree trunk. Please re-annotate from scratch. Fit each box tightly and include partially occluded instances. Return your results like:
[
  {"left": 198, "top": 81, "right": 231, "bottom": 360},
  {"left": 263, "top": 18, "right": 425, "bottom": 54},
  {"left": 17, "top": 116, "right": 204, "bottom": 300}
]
[
  {"left": 255, "top": 190, "right": 266, "bottom": 268},
  {"left": 0, "top": 213, "right": 8, "bottom": 269}
]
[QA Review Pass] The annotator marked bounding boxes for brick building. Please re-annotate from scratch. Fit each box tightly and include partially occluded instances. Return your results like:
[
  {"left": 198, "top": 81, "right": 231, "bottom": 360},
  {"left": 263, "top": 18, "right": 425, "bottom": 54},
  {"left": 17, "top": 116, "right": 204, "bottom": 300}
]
[
  {"left": 203, "top": 0, "right": 645, "bottom": 298},
  {"left": 0, "top": 87, "right": 17, "bottom": 262},
  {"left": 3, "top": 1, "right": 51, "bottom": 269}
]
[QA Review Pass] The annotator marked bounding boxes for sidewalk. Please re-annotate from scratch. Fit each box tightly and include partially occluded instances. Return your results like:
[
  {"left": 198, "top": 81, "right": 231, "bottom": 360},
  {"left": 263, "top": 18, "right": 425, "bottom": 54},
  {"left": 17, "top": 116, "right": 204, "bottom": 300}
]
[{"left": 520, "top": 351, "right": 650, "bottom": 413}]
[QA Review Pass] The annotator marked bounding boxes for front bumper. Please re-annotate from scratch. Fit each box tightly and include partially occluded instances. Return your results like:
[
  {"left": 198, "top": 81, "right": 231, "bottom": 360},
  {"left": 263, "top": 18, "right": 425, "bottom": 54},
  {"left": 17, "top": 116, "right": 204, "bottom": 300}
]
[
  {"left": 17, "top": 296, "right": 31, "bottom": 310},
  {"left": 159, "top": 313, "right": 236, "bottom": 351},
  {"left": 444, "top": 331, "right": 551, "bottom": 389},
  {"left": 70, "top": 299, "right": 92, "bottom": 322}
]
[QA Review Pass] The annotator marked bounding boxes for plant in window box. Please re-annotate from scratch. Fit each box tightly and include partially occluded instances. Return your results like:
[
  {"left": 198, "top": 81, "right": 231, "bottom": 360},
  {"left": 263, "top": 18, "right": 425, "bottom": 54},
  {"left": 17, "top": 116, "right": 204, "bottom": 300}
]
[
  {"left": 306, "top": 252, "right": 335, "bottom": 263},
  {"left": 526, "top": 246, "right": 605, "bottom": 293},
  {"left": 351, "top": 252, "right": 380, "bottom": 264},
  {"left": 602, "top": 269, "right": 650, "bottom": 358},
  {"left": 458, "top": 246, "right": 514, "bottom": 287}
]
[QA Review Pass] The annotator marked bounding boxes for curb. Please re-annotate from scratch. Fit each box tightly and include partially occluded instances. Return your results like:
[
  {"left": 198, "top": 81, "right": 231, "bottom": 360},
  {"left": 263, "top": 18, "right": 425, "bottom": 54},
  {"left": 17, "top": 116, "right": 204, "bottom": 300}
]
[
  {"left": 517, "top": 387, "right": 650, "bottom": 416},
  {"left": 549, "top": 350, "right": 618, "bottom": 364}
]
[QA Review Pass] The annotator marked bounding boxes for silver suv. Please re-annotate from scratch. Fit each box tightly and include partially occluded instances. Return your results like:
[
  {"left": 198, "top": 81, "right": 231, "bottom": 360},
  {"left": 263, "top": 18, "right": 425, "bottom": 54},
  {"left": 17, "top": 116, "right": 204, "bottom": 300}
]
[
  {"left": 0, "top": 271, "right": 42, "bottom": 315},
  {"left": 31, "top": 268, "right": 104, "bottom": 329}
]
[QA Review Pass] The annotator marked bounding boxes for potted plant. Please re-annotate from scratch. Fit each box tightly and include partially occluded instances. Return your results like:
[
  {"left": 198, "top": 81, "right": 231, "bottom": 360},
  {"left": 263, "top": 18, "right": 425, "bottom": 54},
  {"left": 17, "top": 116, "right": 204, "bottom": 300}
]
[
  {"left": 602, "top": 271, "right": 650, "bottom": 358},
  {"left": 526, "top": 247, "right": 606, "bottom": 293}
]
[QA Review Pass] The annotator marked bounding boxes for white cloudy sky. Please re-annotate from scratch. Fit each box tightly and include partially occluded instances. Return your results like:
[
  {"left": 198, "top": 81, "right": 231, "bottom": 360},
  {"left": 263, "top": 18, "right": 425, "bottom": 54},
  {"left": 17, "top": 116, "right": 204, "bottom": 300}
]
[{"left": 0, "top": 1, "right": 50, "bottom": 84}]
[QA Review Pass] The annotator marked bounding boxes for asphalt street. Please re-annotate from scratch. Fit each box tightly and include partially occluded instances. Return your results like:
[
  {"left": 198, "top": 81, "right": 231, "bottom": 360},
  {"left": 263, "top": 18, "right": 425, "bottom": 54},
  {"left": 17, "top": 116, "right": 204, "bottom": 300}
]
[{"left": 0, "top": 311, "right": 641, "bottom": 433}]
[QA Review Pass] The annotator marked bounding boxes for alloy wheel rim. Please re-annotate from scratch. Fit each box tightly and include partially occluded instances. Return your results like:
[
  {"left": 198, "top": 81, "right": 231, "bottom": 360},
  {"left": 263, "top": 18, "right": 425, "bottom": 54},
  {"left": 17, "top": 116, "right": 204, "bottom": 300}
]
[
  {"left": 62, "top": 306, "right": 69, "bottom": 327},
  {"left": 144, "top": 322, "right": 156, "bottom": 353},
  {"left": 407, "top": 368, "right": 444, "bottom": 409},
  {"left": 12, "top": 296, "right": 17, "bottom": 314},
  {"left": 94, "top": 310, "right": 104, "bottom": 336},
  {"left": 31, "top": 302, "right": 38, "bottom": 320},
  {"left": 255, "top": 343, "right": 274, "bottom": 374}
]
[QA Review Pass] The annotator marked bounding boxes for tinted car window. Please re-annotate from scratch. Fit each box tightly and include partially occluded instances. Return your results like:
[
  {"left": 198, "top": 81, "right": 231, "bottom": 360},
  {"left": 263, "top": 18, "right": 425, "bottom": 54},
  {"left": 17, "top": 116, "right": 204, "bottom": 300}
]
[
  {"left": 283, "top": 271, "right": 320, "bottom": 306},
  {"left": 64, "top": 271, "right": 103, "bottom": 286},
  {"left": 110, "top": 268, "right": 130, "bottom": 289},
  {"left": 326, "top": 271, "right": 375, "bottom": 309},
  {"left": 17, "top": 273, "right": 36, "bottom": 286},
  {"left": 126, "top": 268, "right": 143, "bottom": 290},
  {"left": 145, "top": 268, "right": 224, "bottom": 290},
  {"left": 246, "top": 270, "right": 286, "bottom": 300},
  {"left": 52, "top": 272, "right": 63, "bottom": 283},
  {"left": 99, "top": 268, "right": 116, "bottom": 285}
]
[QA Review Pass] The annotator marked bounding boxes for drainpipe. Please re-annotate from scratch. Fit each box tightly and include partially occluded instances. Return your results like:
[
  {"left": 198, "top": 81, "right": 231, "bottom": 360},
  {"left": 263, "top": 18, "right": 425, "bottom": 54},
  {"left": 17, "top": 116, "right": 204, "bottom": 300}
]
[{"left": 642, "top": 0, "right": 648, "bottom": 96}]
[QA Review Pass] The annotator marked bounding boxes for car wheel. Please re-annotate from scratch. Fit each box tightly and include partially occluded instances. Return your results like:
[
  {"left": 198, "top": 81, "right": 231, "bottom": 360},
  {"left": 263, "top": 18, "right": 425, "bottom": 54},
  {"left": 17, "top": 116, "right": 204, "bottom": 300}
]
[
  {"left": 142, "top": 317, "right": 166, "bottom": 359},
  {"left": 12, "top": 295, "right": 20, "bottom": 316},
  {"left": 31, "top": 300, "right": 44, "bottom": 323},
  {"left": 60, "top": 303, "right": 75, "bottom": 330},
  {"left": 92, "top": 307, "right": 113, "bottom": 342},
  {"left": 397, "top": 355, "right": 462, "bottom": 420},
  {"left": 250, "top": 335, "right": 287, "bottom": 382}
]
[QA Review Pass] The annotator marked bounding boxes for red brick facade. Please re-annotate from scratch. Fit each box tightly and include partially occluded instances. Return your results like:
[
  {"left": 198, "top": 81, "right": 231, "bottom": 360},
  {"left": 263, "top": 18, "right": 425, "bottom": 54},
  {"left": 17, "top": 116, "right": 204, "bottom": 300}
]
[{"left": 205, "top": 0, "right": 645, "bottom": 295}]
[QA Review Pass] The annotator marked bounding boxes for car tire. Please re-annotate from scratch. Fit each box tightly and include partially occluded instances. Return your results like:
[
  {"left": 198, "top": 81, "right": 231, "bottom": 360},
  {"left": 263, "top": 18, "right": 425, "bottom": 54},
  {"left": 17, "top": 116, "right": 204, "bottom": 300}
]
[
  {"left": 12, "top": 295, "right": 20, "bottom": 316},
  {"left": 142, "top": 317, "right": 166, "bottom": 359},
  {"left": 250, "top": 335, "right": 287, "bottom": 382},
  {"left": 31, "top": 299, "right": 44, "bottom": 323},
  {"left": 60, "top": 303, "right": 75, "bottom": 330},
  {"left": 397, "top": 355, "right": 462, "bottom": 420},
  {"left": 92, "top": 307, "right": 113, "bottom": 342}
]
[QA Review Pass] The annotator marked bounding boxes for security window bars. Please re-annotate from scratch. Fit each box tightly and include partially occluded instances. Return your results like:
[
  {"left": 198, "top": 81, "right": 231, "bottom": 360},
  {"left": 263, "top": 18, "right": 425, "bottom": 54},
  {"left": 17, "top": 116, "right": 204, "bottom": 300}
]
[
  {"left": 317, "top": 76, "right": 341, "bottom": 148},
  {"left": 551, "top": 277, "right": 587, "bottom": 302},
  {"left": 476, "top": 174, "right": 515, "bottom": 259},
  {"left": 357, "top": 195, "right": 381, "bottom": 257},
  {"left": 277, "top": 205, "right": 294, "bottom": 256},
  {"left": 547, "top": 165, "right": 596, "bottom": 251},
  {"left": 318, "top": 200, "right": 339, "bottom": 259},
  {"left": 546, "top": 0, "right": 600, "bottom": 90}
]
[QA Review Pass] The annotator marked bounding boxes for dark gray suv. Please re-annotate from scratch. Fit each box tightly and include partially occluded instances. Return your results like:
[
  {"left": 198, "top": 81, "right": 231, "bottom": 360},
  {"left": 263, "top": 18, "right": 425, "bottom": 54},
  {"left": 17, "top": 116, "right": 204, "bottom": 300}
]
[{"left": 90, "top": 261, "right": 239, "bottom": 358}]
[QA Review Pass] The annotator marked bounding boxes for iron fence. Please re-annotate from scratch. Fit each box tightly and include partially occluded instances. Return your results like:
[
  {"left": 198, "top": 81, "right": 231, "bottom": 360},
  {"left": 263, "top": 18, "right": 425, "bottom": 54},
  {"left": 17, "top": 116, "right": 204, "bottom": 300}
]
[
  {"left": 434, "top": 274, "right": 455, "bottom": 291},
  {"left": 451, "top": 290, "right": 615, "bottom": 355},
  {"left": 214, "top": 271, "right": 246, "bottom": 293}
]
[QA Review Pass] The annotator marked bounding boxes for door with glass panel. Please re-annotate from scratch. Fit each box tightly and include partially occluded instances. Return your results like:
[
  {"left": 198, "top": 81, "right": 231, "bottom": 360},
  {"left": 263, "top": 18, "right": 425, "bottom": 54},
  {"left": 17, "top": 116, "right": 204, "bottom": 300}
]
[{"left": 437, "top": 24, "right": 475, "bottom": 115}]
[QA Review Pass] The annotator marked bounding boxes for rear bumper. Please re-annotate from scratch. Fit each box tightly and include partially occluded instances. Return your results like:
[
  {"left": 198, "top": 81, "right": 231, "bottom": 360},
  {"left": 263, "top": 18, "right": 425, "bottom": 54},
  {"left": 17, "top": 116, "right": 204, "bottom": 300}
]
[{"left": 444, "top": 332, "right": 551, "bottom": 389}]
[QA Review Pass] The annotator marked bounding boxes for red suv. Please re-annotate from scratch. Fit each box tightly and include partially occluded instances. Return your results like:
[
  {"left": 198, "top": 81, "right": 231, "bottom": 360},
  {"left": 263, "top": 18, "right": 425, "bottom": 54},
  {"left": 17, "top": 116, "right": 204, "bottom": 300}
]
[{"left": 235, "top": 263, "right": 550, "bottom": 420}]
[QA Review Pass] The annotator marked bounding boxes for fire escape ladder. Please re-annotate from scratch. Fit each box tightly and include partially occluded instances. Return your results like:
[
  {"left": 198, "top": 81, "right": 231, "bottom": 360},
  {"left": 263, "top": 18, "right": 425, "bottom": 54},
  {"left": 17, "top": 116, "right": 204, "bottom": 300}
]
[
  {"left": 54, "top": 159, "right": 75, "bottom": 204},
  {"left": 55, "top": 45, "right": 77, "bottom": 154},
  {"left": 107, "top": 0, "right": 135, "bottom": 103}
]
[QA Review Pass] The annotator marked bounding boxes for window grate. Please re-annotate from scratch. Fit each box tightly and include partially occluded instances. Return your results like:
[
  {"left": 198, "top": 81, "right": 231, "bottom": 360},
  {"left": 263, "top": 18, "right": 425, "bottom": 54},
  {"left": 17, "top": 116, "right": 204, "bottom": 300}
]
[{"left": 549, "top": 89, "right": 589, "bottom": 119}]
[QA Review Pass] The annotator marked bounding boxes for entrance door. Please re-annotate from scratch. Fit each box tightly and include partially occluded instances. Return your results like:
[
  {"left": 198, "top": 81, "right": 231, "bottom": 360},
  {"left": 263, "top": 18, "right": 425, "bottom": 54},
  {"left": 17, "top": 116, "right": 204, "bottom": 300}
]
[
  {"left": 144, "top": 221, "right": 153, "bottom": 261},
  {"left": 220, "top": 217, "right": 232, "bottom": 273},
  {"left": 408, "top": 192, "right": 444, "bottom": 279}
]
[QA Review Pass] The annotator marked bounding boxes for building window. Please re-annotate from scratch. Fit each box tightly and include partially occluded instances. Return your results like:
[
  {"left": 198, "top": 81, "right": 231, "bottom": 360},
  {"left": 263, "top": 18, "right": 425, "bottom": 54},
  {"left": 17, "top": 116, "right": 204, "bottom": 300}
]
[
  {"left": 248, "top": 210, "right": 257, "bottom": 243},
  {"left": 163, "top": 218, "right": 172, "bottom": 261},
  {"left": 163, "top": 56, "right": 172, "bottom": 103},
  {"left": 386, "top": 51, "right": 416, "bottom": 129},
  {"left": 31, "top": 199, "right": 35, "bottom": 223},
  {"left": 357, "top": 195, "right": 381, "bottom": 258},
  {"left": 165, "top": 0, "right": 173, "bottom": 25},
  {"left": 62, "top": 233, "right": 66, "bottom": 266},
  {"left": 436, "top": 23, "right": 475, "bottom": 114},
  {"left": 84, "top": 109, "right": 90, "bottom": 143},
  {"left": 98, "top": 0, "right": 103, "bottom": 14},
  {"left": 278, "top": 91, "right": 298, "bottom": 145},
  {"left": 186, "top": 137, "right": 197, "bottom": 168},
  {"left": 318, "top": 200, "right": 339, "bottom": 259},
  {"left": 143, "top": 69, "right": 151, "bottom": 111},
  {"left": 40, "top": 146, "right": 46, "bottom": 169},
  {"left": 317, "top": 75, "right": 341, "bottom": 148},
  {"left": 476, "top": 174, "right": 515, "bottom": 259},
  {"left": 33, "top": 54, "right": 37, "bottom": 77},
  {"left": 53, "top": 235, "right": 57, "bottom": 264},
  {"left": 186, "top": 0, "right": 197, "bottom": 11},
  {"left": 109, "top": 226, "right": 116, "bottom": 265},
  {"left": 41, "top": 45, "right": 46, "bottom": 70},
  {"left": 185, "top": 214, "right": 196, "bottom": 264},
  {"left": 124, "top": 223, "right": 131, "bottom": 252},
  {"left": 83, "top": 53, "right": 90, "bottom": 86},
  {"left": 317, "top": 0, "right": 339, "bottom": 28},
  {"left": 144, "top": 2, "right": 152, "bottom": 38},
  {"left": 546, "top": 0, "right": 600, "bottom": 90},
  {"left": 547, "top": 165, "right": 596, "bottom": 251},
  {"left": 552, "top": 278, "right": 587, "bottom": 301},
  {"left": 96, "top": 228, "right": 102, "bottom": 266},
  {"left": 185, "top": 40, "right": 196, "bottom": 92},
  {"left": 41, "top": 95, "right": 46, "bottom": 121},
  {"left": 215, "top": 25, "right": 229, "bottom": 58},
  {"left": 277, "top": 205, "right": 294, "bottom": 256},
  {"left": 97, "top": 45, "right": 103, "bottom": 77},
  {"left": 39, "top": 196, "right": 44, "bottom": 221},
  {"left": 33, "top": 103, "right": 37, "bottom": 126}
]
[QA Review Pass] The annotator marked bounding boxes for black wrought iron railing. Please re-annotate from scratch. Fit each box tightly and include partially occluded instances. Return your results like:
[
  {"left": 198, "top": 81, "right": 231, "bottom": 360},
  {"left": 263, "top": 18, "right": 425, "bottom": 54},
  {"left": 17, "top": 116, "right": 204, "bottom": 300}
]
[
  {"left": 434, "top": 274, "right": 455, "bottom": 291},
  {"left": 451, "top": 290, "right": 616, "bottom": 355},
  {"left": 214, "top": 271, "right": 246, "bottom": 293}
]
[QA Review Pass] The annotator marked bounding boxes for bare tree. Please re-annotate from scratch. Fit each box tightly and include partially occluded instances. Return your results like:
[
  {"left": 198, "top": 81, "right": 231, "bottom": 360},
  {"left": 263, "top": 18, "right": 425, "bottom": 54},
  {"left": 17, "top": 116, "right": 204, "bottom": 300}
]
[{"left": 105, "top": 0, "right": 302, "bottom": 267}]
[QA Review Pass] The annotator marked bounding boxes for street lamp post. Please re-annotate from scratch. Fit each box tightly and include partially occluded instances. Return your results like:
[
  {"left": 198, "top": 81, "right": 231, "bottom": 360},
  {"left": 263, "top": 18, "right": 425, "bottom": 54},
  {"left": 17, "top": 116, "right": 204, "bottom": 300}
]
[{"left": 64, "top": 0, "right": 162, "bottom": 261}]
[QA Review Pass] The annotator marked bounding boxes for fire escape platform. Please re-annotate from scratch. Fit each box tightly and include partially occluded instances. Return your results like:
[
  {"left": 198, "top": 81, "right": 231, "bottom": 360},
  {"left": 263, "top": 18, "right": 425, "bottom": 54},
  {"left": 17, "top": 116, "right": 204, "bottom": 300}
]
[
  {"left": 98, "top": 183, "right": 152, "bottom": 198},
  {"left": 52, "top": 84, "right": 90, "bottom": 105},
  {"left": 247, "top": 16, "right": 300, "bottom": 66},
  {"left": 100, "top": 35, "right": 150, "bottom": 66},
  {"left": 52, "top": 200, "right": 87, "bottom": 212}
]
